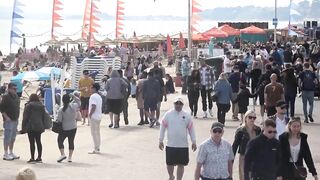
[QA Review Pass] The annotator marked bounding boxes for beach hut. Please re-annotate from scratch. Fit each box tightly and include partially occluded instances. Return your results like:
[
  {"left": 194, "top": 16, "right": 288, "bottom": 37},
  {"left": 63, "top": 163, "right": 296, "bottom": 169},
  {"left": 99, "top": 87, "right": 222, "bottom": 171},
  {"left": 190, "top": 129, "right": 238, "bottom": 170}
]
[
  {"left": 218, "top": 24, "right": 240, "bottom": 43},
  {"left": 240, "top": 25, "right": 267, "bottom": 43}
]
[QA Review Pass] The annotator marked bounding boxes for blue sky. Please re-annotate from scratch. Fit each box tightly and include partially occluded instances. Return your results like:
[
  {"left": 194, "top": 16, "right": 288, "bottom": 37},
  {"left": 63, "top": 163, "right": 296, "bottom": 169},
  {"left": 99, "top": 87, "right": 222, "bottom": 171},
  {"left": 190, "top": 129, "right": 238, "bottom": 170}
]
[{"left": 0, "top": 0, "right": 303, "bottom": 17}]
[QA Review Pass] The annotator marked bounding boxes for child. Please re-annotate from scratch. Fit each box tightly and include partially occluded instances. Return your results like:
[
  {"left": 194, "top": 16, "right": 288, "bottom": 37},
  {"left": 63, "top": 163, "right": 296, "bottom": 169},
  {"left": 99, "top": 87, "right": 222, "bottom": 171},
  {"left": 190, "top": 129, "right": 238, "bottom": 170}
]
[
  {"left": 130, "top": 78, "right": 137, "bottom": 98},
  {"left": 16, "top": 167, "right": 36, "bottom": 180},
  {"left": 235, "top": 84, "right": 255, "bottom": 124}
]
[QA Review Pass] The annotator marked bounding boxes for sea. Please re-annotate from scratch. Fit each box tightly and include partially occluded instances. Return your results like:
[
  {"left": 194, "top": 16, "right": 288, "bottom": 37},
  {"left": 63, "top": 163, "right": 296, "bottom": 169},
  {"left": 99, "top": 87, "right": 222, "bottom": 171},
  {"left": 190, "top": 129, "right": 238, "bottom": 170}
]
[{"left": 0, "top": 19, "right": 293, "bottom": 55}]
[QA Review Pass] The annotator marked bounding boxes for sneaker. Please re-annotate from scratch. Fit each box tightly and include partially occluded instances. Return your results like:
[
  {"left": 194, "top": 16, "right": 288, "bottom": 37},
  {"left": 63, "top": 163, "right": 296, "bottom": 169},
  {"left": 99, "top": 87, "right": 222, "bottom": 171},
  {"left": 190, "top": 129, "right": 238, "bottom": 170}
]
[
  {"left": 3, "top": 154, "right": 14, "bottom": 161},
  {"left": 208, "top": 109, "right": 213, "bottom": 117},
  {"left": 57, "top": 155, "right": 67, "bottom": 163},
  {"left": 114, "top": 124, "right": 119, "bottom": 128},
  {"left": 124, "top": 119, "right": 129, "bottom": 125},
  {"left": 68, "top": 158, "right": 72, "bottom": 163},
  {"left": 35, "top": 158, "right": 42, "bottom": 163},
  {"left": 88, "top": 150, "right": 100, "bottom": 154},
  {"left": 27, "top": 159, "right": 36, "bottom": 164},
  {"left": 304, "top": 120, "right": 309, "bottom": 123},
  {"left": 203, "top": 111, "right": 207, "bottom": 118},
  {"left": 308, "top": 115, "right": 314, "bottom": 122},
  {"left": 149, "top": 119, "right": 156, "bottom": 128},
  {"left": 137, "top": 121, "right": 144, "bottom": 126},
  {"left": 108, "top": 123, "right": 114, "bottom": 128},
  {"left": 10, "top": 153, "right": 20, "bottom": 160},
  {"left": 144, "top": 120, "right": 149, "bottom": 124}
]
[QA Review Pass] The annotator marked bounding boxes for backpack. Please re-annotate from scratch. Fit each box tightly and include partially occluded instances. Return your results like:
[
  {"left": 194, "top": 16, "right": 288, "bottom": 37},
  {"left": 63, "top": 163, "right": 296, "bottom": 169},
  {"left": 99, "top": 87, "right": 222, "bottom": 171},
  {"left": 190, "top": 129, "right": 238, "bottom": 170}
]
[{"left": 301, "top": 71, "right": 316, "bottom": 91}]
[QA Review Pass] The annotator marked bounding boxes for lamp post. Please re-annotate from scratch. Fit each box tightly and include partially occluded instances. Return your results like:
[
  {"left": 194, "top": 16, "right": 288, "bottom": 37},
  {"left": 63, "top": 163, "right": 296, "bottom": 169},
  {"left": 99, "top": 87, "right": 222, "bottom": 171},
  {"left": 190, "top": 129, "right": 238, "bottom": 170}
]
[{"left": 273, "top": 0, "right": 278, "bottom": 44}]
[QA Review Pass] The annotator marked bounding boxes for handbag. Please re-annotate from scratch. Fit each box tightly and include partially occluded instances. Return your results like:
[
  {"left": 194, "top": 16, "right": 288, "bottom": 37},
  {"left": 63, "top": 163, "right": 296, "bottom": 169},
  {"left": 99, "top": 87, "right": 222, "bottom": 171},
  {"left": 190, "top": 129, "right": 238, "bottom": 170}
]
[
  {"left": 211, "top": 90, "right": 219, "bottom": 102},
  {"left": 291, "top": 157, "right": 308, "bottom": 178},
  {"left": 52, "top": 121, "right": 62, "bottom": 134},
  {"left": 43, "top": 108, "right": 52, "bottom": 129}
]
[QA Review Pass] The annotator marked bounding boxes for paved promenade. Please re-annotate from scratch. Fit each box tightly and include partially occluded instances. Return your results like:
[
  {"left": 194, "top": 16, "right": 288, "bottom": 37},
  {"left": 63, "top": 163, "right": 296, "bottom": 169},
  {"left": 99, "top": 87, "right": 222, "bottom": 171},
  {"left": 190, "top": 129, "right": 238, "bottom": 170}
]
[{"left": 0, "top": 72, "right": 319, "bottom": 180}]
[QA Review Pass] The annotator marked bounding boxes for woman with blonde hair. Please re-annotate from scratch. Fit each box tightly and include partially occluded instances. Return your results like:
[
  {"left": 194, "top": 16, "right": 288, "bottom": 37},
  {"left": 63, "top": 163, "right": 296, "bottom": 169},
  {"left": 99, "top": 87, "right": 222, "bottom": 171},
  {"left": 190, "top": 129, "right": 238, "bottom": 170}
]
[
  {"left": 232, "top": 110, "right": 261, "bottom": 180},
  {"left": 279, "top": 117, "right": 318, "bottom": 180},
  {"left": 16, "top": 167, "right": 36, "bottom": 180}
]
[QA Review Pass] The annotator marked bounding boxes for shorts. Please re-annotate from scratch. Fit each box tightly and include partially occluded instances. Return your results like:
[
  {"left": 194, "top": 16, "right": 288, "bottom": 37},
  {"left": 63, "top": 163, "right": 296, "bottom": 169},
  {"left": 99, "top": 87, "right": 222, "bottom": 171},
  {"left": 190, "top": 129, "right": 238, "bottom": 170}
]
[
  {"left": 3, "top": 120, "right": 18, "bottom": 145},
  {"left": 144, "top": 98, "right": 158, "bottom": 112},
  {"left": 166, "top": 146, "right": 189, "bottom": 166},
  {"left": 80, "top": 97, "right": 90, "bottom": 110},
  {"left": 107, "top": 99, "right": 122, "bottom": 114}
]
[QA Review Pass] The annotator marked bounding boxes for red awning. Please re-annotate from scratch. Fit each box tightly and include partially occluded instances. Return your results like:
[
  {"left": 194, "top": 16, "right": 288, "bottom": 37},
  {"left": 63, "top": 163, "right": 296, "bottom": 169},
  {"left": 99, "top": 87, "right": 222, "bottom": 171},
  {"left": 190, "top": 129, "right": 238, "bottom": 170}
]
[
  {"left": 202, "top": 27, "right": 229, "bottom": 38},
  {"left": 240, "top": 25, "right": 266, "bottom": 34},
  {"left": 218, "top": 24, "right": 240, "bottom": 36}
]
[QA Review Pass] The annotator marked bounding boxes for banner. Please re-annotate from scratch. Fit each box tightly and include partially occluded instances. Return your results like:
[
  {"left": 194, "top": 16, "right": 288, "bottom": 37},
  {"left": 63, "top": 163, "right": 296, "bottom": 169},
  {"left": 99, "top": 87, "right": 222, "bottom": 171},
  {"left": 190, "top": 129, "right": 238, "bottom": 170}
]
[
  {"left": 116, "top": 0, "right": 125, "bottom": 38},
  {"left": 10, "top": 0, "right": 24, "bottom": 53},
  {"left": 51, "top": 0, "right": 63, "bottom": 40}
]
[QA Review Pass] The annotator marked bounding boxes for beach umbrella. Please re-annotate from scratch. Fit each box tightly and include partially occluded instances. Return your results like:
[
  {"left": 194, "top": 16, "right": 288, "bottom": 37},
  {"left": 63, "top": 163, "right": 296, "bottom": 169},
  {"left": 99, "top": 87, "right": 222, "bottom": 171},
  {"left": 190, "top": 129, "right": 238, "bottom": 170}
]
[
  {"left": 114, "top": 36, "right": 129, "bottom": 43},
  {"left": 75, "top": 37, "right": 88, "bottom": 44},
  {"left": 166, "top": 34, "right": 173, "bottom": 58},
  {"left": 127, "top": 36, "right": 140, "bottom": 44},
  {"left": 192, "top": 33, "right": 207, "bottom": 41},
  {"left": 43, "top": 39, "right": 62, "bottom": 46},
  {"left": 11, "top": 71, "right": 50, "bottom": 82},
  {"left": 59, "top": 37, "right": 75, "bottom": 52},
  {"left": 36, "top": 67, "right": 62, "bottom": 77},
  {"left": 154, "top": 34, "right": 166, "bottom": 41},
  {"left": 101, "top": 37, "right": 115, "bottom": 45},
  {"left": 178, "top": 32, "right": 186, "bottom": 49},
  {"left": 140, "top": 35, "right": 155, "bottom": 43}
]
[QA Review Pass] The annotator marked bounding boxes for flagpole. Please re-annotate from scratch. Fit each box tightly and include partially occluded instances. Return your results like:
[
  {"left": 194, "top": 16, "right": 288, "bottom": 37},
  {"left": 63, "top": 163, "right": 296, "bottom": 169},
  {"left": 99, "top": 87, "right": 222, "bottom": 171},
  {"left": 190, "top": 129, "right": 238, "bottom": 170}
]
[
  {"left": 288, "top": 0, "right": 292, "bottom": 33},
  {"left": 274, "top": 0, "right": 277, "bottom": 44},
  {"left": 188, "top": 0, "right": 192, "bottom": 58}
]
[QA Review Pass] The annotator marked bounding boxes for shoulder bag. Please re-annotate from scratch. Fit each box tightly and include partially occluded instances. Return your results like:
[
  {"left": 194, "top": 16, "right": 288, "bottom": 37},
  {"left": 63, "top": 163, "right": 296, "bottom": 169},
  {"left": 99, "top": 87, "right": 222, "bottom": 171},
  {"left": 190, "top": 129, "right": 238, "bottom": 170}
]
[{"left": 291, "top": 157, "right": 307, "bottom": 178}]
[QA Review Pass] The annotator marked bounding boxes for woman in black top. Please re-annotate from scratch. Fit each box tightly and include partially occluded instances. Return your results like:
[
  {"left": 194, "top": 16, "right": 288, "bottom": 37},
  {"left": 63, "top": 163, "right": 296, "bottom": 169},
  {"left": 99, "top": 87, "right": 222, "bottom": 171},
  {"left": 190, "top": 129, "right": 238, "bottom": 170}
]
[
  {"left": 279, "top": 117, "right": 318, "bottom": 180},
  {"left": 165, "top": 74, "right": 175, "bottom": 94},
  {"left": 232, "top": 110, "right": 261, "bottom": 180},
  {"left": 187, "top": 69, "right": 200, "bottom": 118},
  {"left": 281, "top": 64, "right": 298, "bottom": 118}
]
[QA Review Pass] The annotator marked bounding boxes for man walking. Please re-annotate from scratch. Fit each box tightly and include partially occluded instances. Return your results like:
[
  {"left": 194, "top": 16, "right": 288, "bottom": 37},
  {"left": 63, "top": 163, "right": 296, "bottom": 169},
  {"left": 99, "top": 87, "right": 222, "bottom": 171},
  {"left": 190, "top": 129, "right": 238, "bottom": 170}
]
[
  {"left": 199, "top": 58, "right": 215, "bottom": 118},
  {"left": 244, "top": 119, "right": 282, "bottom": 180},
  {"left": 228, "top": 65, "right": 246, "bottom": 121},
  {"left": 0, "top": 83, "right": 21, "bottom": 160},
  {"left": 298, "top": 62, "right": 318, "bottom": 123},
  {"left": 264, "top": 73, "right": 284, "bottom": 116},
  {"left": 88, "top": 83, "right": 103, "bottom": 154},
  {"left": 181, "top": 56, "right": 191, "bottom": 94},
  {"left": 78, "top": 70, "right": 94, "bottom": 125},
  {"left": 195, "top": 122, "right": 234, "bottom": 180},
  {"left": 143, "top": 71, "right": 161, "bottom": 128},
  {"left": 269, "top": 100, "right": 289, "bottom": 139},
  {"left": 159, "top": 97, "right": 196, "bottom": 180},
  {"left": 118, "top": 70, "right": 131, "bottom": 125}
]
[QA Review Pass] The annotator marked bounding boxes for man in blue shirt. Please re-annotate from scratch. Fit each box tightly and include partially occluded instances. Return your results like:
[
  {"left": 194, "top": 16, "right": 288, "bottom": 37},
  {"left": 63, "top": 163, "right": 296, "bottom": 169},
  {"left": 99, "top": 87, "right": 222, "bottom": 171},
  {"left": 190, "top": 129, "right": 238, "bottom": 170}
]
[{"left": 10, "top": 71, "right": 23, "bottom": 97}]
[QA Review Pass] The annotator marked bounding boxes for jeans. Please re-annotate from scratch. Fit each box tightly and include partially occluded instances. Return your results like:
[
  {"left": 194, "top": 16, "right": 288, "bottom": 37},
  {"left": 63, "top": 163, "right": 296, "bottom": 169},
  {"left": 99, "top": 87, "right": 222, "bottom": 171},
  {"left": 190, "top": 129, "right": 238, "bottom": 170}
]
[
  {"left": 232, "top": 93, "right": 239, "bottom": 118},
  {"left": 58, "top": 128, "right": 77, "bottom": 150},
  {"left": 90, "top": 119, "right": 101, "bottom": 151},
  {"left": 28, "top": 131, "right": 42, "bottom": 159},
  {"left": 3, "top": 120, "right": 18, "bottom": 145},
  {"left": 216, "top": 103, "right": 231, "bottom": 124},
  {"left": 301, "top": 91, "right": 314, "bottom": 120},
  {"left": 285, "top": 93, "right": 296, "bottom": 117},
  {"left": 182, "top": 76, "right": 188, "bottom": 93},
  {"left": 201, "top": 86, "right": 213, "bottom": 112},
  {"left": 188, "top": 89, "right": 200, "bottom": 116}
]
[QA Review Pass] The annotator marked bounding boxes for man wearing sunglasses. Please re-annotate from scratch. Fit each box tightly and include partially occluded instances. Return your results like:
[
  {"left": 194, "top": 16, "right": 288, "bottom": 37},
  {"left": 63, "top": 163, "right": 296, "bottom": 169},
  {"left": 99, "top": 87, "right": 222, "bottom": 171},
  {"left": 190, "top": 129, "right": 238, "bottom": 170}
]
[
  {"left": 0, "top": 83, "right": 21, "bottom": 161},
  {"left": 159, "top": 97, "right": 197, "bottom": 180},
  {"left": 195, "top": 122, "right": 234, "bottom": 180},
  {"left": 244, "top": 119, "right": 282, "bottom": 180},
  {"left": 269, "top": 100, "right": 289, "bottom": 139}
]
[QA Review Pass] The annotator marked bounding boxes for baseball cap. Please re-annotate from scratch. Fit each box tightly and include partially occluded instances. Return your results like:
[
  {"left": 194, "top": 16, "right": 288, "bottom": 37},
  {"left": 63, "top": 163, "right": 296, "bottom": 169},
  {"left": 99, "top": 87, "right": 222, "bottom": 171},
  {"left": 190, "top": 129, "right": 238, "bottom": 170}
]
[
  {"left": 211, "top": 122, "right": 224, "bottom": 130},
  {"left": 276, "top": 100, "right": 286, "bottom": 107},
  {"left": 174, "top": 97, "right": 184, "bottom": 104}
]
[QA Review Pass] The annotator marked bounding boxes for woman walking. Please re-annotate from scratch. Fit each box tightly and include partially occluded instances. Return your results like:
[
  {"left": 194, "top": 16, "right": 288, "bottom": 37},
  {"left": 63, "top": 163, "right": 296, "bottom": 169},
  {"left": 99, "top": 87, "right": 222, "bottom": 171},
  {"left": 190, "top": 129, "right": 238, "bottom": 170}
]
[
  {"left": 56, "top": 93, "right": 80, "bottom": 163},
  {"left": 21, "top": 94, "right": 47, "bottom": 163},
  {"left": 279, "top": 117, "right": 318, "bottom": 180},
  {"left": 213, "top": 73, "right": 233, "bottom": 124},
  {"left": 232, "top": 110, "right": 261, "bottom": 180},
  {"left": 281, "top": 64, "right": 298, "bottom": 118},
  {"left": 187, "top": 70, "right": 200, "bottom": 118}
]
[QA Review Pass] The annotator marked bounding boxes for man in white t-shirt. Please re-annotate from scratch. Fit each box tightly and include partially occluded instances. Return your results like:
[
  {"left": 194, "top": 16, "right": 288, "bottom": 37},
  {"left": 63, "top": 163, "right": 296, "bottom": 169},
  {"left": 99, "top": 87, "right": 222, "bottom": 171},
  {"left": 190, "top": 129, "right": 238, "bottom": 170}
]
[
  {"left": 88, "top": 83, "right": 103, "bottom": 154},
  {"left": 223, "top": 51, "right": 233, "bottom": 75}
]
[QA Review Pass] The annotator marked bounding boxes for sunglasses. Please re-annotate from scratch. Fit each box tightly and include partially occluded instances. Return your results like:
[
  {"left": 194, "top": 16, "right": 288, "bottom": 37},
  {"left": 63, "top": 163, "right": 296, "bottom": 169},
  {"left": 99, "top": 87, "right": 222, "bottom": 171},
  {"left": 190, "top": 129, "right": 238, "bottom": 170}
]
[
  {"left": 267, "top": 130, "right": 277, "bottom": 134},
  {"left": 175, "top": 102, "right": 183, "bottom": 105},
  {"left": 212, "top": 128, "right": 223, "bottom": 134},
  {"left": 248, "top": 116, "right": 257, "bottom": 120}
]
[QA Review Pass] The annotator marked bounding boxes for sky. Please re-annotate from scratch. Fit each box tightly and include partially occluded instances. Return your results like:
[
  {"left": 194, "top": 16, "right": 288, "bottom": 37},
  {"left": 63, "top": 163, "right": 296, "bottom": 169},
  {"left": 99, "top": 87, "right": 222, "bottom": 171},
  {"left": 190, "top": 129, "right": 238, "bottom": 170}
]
[{"left": 0, "top": 0, "right": 303, "bottom": 17}]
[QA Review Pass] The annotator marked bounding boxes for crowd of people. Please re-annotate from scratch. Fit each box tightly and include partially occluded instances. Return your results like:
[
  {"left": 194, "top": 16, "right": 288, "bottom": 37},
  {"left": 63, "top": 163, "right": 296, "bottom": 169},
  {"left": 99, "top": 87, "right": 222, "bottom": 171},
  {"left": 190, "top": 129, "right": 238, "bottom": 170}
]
[{"left": 1, "top": 39, "right": 320, "bottom": 180}]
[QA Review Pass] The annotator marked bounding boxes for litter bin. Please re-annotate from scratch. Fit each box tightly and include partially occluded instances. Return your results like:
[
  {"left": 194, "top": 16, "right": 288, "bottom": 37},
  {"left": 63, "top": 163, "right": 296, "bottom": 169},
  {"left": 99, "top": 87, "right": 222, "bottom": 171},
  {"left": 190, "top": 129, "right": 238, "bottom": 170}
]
[{"left": 44, "top": 88, "right": 75, "bottom": 114}]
